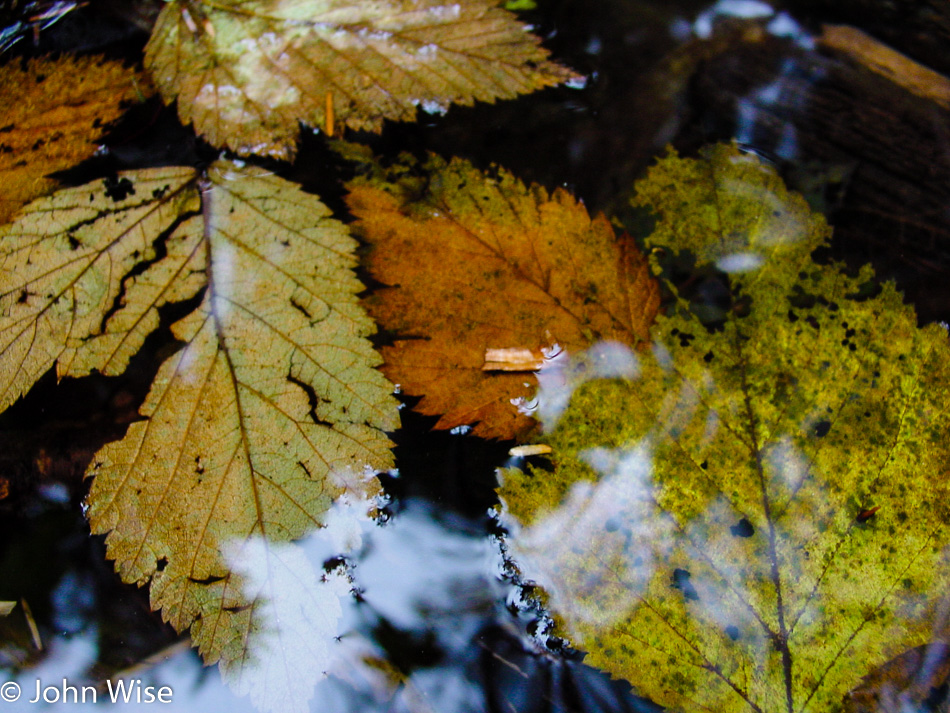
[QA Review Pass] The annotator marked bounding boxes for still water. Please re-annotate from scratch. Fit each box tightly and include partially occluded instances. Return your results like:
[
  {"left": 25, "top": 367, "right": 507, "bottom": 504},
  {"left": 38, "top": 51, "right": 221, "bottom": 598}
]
[{"left": 2, "top": 0, "right": 950, "bottom": 711}]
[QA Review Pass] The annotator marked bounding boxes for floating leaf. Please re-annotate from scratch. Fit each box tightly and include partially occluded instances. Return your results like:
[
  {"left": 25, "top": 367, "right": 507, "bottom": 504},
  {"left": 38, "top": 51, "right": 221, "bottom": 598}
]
[
  {"left": 0, "top": 166, "right": 201, "bottom": 412},
  {"left": 0, "top": 160, "right": 398, "bottom": 687},
  {"left": 0, "top": 55, "right": 151, "bottom": 224},
  {"left": 0, "top": 601, "right": 15, "bottom": 617},
  {"left": 145, "top": 0, "right": 580, "bottom": 159},
  {"left": 500, "top": 144, "right": 950, "bottom": 713},
  {"left": 346, "top": 152, "right": 660, "bottom": 440}
]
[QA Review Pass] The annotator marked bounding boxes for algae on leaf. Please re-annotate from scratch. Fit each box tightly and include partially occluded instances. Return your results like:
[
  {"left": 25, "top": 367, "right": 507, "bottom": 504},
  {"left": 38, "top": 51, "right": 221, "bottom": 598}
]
[
  {"left": 146, "top": 0, "right": 580, "bottom": 159},
  {"left": 347, "top": 152, "right": 660, "bottom": 440},
  {"left": 500, "top": 144, "right": 950, "bottom": 713},
  {"left": 0, "top": 161, "right": 399, "bottom": 697}
]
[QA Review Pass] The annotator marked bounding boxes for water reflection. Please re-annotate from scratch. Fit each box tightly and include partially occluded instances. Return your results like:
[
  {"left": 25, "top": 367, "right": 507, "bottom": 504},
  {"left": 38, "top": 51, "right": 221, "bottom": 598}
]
[
  {"left": 2, "top": 490, "right": 659, "bottom": 713},
  {"left": 502, "top": 440, "right": 668, "bottom": 640}
]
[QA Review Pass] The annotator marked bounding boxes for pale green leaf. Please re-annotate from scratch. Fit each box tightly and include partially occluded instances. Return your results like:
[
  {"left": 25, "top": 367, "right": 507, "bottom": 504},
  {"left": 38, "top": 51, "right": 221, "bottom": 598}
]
[
  {"left": 500, "top": 144, "right": 950, "bottom": 713},
  {"left": 0, "top": 168, "right": 203, "bottom": 413},
  {"left": 145, "top": 0, "right": 580, "bottom": 158},
  {"left": 0, "top": 159, "right": 399, "bottom": 695},
  {"left": 86, "top": 160, "right": 398, "bottom": 671}
]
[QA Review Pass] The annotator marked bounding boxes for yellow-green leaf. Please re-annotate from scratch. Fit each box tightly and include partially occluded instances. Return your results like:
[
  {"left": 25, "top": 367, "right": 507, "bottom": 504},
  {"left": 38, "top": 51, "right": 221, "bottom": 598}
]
[
  {"left": 500, "top": 144, "right": 950, "bottom": 713},
  {"left": 145, "top": 0, "right": 580, "bottom": 159}
]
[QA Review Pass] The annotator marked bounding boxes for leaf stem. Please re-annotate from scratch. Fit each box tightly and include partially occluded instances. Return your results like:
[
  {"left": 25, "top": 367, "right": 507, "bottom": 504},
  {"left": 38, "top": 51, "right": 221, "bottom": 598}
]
[{"left": 736, "top": 328, "right": 794, "bottom": 713}]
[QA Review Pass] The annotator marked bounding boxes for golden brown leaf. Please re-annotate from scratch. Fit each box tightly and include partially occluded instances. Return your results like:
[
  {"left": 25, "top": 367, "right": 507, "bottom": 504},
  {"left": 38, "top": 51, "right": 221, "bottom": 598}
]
[
  {"left": 0, "top": 55, "right": 151, "bottom": 224},
  {"left": 346, "top": 154, "right": 660, "bottom": 440},
  {"left": 145, "top": 0, "right": 580, "bottom": 159}
]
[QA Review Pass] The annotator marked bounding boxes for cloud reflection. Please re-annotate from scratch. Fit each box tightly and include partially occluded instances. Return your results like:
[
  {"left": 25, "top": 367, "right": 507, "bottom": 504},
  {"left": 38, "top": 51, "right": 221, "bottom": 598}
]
[{"left": 504, "top": 439, "right": 669, "bottom": 640}]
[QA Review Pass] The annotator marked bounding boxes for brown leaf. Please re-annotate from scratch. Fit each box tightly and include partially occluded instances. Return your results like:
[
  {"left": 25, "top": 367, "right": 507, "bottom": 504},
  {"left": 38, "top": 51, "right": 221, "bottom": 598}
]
[
  {"left": 845, "top": 642, "right": 950, "bottom": 713},
  {"left": 145, "top": 0, "right": 580, "bottom": 159},
  {"left": 0, "top": 55, "right": 151, "bottom": 225},
  {"left": 346, "top": 153, "right": 660, "bottom": 440}
]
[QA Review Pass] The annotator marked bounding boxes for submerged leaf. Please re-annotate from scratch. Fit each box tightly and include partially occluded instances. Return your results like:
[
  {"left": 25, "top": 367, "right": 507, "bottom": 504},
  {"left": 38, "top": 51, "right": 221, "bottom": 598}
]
[
  {"left": 145, "top": 0, "right": 579, "bottom": 159},
  {"left": 500, "top": 144, "right": 950, "bottom": 713},
  {"left": 0, "top": 55, "right": 151, "bottom": 224},
  {"left": 0, "top": 161, "right": 398, "bottom": 690},
  {"left": 347, "top": 153, "right": 660, "bottom": 440}
]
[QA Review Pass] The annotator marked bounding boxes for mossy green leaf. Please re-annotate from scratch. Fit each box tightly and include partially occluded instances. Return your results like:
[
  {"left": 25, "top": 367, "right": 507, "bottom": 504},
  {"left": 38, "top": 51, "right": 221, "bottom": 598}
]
[{"left": 499, "top": 144, "right": 950, "bottom": 713}]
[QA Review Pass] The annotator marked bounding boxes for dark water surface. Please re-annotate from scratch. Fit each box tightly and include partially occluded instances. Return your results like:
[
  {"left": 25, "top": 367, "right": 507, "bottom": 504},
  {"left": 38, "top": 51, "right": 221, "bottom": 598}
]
[{"left": 2, "top": 0, "right": 950, "bottom": 710}]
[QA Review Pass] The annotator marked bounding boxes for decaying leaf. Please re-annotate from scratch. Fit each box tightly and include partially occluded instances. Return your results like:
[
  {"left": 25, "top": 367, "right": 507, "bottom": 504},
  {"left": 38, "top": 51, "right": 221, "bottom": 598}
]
[
  {"left": 346, "top": 152, "right": 660, "bottom": 440},
  {"left": 0, "top": 55, "right": 151, "bottom": 225},
  {"left": 145, "top": 0, "right": 579, "bottom": 159},
  {"left": 0, "top": 160, "right": 399, "bottom": 688},
  {"left": 499, "top": 144, "right": 950, "bottom": 713}
]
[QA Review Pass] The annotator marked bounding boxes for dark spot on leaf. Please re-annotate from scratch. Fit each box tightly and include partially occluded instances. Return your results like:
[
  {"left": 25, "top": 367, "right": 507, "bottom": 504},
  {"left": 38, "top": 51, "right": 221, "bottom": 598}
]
[
  {"left": 789, "top": 284, "right": 817, "bottom": 309},
  {"left": 152, "top": 185, "right": 169, "bottom": 200},
  {"left": 189, "top": 574, "right": 225, "bottom": 585},
  {"left": 725, "top": 625, "right": 740, "bottom": 640},
  {"left": 671, "top": 568, "right": 699, "bottom": 601},
  {"left": 814, "top": 420, "right": 831, "bottom": 438},
  {"left": 156, "top": 557, "right": 168, "bottom": 571},
  {"left": 103, "top": 176, "right": 135, "bottom": 202},
  {"left": 700, "top": 460, "right": 708, "bottom": 470},
  {"left": 732, "top": 294, "right": 752, "bottom": 317},
  {"left": 845, "top": 280, "right": 882, "bottom": 301},
  {"left": 703, "top": 350, "right": 714, "bottom": 363},
  {"left": 730, "top": 518, "right": 754, "bottom": 538},
  {"left": 67, "top": 234, "right": 80, "bottom": 250},
  {"left": 787, "top": 309, "right": 798, "bottom": 322},
  {"left": 806, "top": 315, "right": 819, "bottom": 330},
  {"left": 604, "top": 517, "right": 620, "bottom": 532},
  {"left": 0, "top": 123, "right": 13, "bottom": 133}
]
